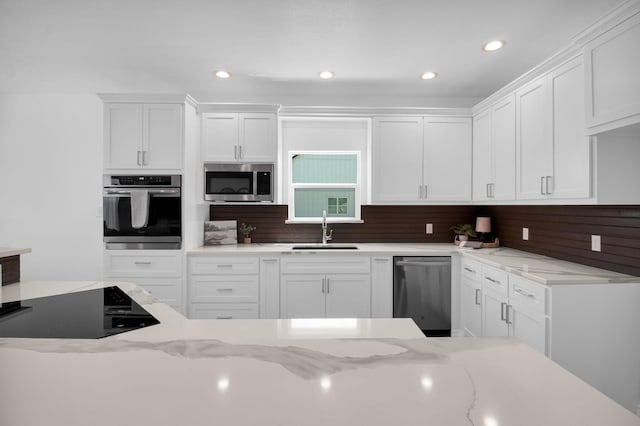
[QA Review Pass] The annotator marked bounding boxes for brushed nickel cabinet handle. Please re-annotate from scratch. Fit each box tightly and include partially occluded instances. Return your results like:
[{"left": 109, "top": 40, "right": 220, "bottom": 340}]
[{"left": 475, "top": 288, "right": 481, "bottom": 305}]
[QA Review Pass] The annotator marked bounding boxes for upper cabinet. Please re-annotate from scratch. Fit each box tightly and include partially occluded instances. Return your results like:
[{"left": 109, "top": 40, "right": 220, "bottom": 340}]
[
  {"left": 103, "top": 103, "right": 184, "bottom": 171},
  {"left": 584, "top": 11, "right": 640, "bottom": 134},
  {"left": 201, "top": 113, "right": 277, "bottom": 163},
  {"left": 472, "top": 94, "right": 516, "bottom": 201},
  {"left": 515, "top": 56, "right": 591, "bottom": 200},
  {"left": 372, "top": 116, "right": 472, "bottom": 203}
]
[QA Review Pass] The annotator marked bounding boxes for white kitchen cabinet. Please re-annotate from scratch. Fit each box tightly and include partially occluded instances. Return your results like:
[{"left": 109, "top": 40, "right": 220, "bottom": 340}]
[
  {"left": 473, "top": 95, "right": 516, "bottom": 201},
  {"left": 280, "top": 256, "right": 371, "bottom": 319},
  {"left": 371, "top": 256, "right": 393, "bottom": 318},
  {"left": 188, "top": 256, "right": 260, "bottom": 319},
  {"left": 515, "top": 75, "right": 553, "bottom": 200},
  {"left": 548, "top": 56, "right": 591, "bottom": 199},
  {"left": 516, "top": 56, "right": 590, "bottom": 200},
  {"left": 584, "top": 11, "right": 640, "bottom": 134},
  {"left": 371, "top": 116, "right": 423, "bottom": 202},
  {"left": 281, "top": 274, "right": 371, "bottom": 319},
  {"left": 423, "top": 117, "right": 472, "bottom": 201},
  {"left": 103, "top": 103, "right": 183, "bottom": 170},
  {"left": 479, "top": 264, "right": 548, "bottom": 355},
  {"left": 460, "top": 258, "right": 482, "bottom": 337},
  {"left": 372, "top": 116, "right": 472, "bottom": 203},
  {"left": 259, "top": 257, "right": 280, "bottom": 319},
  {"left": 481, "top": 265, "right": 510, "bottom": 337},
  {"left": 201, "top": 113, "right": 277, "bottom": 162},
  {"left": 103, "top": 249, "right": 184, "bottom": 314}
]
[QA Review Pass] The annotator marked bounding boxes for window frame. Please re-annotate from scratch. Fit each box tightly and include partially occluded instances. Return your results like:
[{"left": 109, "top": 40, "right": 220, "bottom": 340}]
[{"left": 286, "top": 150, "right": 363, "bottom": 223}]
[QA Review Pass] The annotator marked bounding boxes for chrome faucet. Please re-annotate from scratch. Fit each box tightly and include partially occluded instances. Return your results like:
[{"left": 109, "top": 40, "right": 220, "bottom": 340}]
[{"left": 321, "top": 210, "right": 333, "bottom": 245}]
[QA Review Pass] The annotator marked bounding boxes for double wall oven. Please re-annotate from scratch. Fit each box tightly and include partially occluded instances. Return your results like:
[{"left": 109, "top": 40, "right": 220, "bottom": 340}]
[{"left": 103, "top": 175, "right": 181, "bottom": 249}]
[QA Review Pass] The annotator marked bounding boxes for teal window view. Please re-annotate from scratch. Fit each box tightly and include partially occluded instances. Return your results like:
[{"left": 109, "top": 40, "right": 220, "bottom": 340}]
[{"left": 289, "top": 152, "right": 361, "bottom": 220}]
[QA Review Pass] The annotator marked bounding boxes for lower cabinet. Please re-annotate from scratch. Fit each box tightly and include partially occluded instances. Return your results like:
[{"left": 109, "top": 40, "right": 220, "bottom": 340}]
[
  {"left": 188, "top": 255, "right": 260, "bottom": 319},
  {"left": 280, "top": 256, "right": 372, "bottom": 319},
  {"left": 280, "top": 274, "right": 371, "bottom": 318},
  {"left": 460, "top": 258, "right": 482, "bottom": 337},
  {"left": 103, "top": 249, "right": 184, "bottom": 314},
  {"left": 460, "top": 261, "right": 549, "bottom": 355}
]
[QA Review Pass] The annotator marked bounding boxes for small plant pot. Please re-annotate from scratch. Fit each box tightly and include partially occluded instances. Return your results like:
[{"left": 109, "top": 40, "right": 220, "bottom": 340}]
[
  {"left": 457, "top": 235, "right": 468, "bottom": 242},
  {"left": 243, "top": 237, "right": 252, "bottom": 244}
]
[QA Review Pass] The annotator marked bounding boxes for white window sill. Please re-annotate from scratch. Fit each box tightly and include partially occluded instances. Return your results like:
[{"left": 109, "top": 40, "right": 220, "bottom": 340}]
[{"left": 285, "top": 219, "right": 365, "bottom": 224}]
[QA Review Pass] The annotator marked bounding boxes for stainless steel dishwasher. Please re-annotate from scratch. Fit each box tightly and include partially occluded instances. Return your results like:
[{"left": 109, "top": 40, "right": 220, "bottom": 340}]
[{"left": 393, "top": 256, "right": 451, "bottom": 336}]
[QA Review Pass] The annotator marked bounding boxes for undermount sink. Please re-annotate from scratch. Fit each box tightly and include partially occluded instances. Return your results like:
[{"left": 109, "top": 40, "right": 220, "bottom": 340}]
[{"left": 291, "top": 245, "right": 359, "bottom": 250}]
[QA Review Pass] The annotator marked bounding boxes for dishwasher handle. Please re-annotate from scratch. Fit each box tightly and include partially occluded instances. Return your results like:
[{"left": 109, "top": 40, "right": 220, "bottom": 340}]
[{"left": 395, "top": 260, "right": 451, "bottom": 268}]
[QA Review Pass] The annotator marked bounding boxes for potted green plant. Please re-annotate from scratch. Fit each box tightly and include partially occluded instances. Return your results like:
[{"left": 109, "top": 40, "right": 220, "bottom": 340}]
[
  {"left": 239, "top": 223, "right": 256, "bottom": 244},
  {"left": 449, "top": 223, "right": 476, "bottom": 242}
]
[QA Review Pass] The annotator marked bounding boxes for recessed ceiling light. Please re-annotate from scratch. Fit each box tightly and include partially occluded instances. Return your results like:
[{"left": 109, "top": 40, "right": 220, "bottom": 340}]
[
  {"left": 420, "top": 71, "right": 438, "bottom": 80},
  {"left": 482, "top": 40, "right": 506, "bottom": 52},
  {"left": 319, "top": 71, "right": 334, "bottom": 79},
  {"left": 214, "top": 70, "right": 232, "bottom": 79}
]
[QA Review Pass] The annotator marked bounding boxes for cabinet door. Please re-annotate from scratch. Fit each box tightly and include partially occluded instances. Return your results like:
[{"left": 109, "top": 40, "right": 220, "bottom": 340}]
[
  {"left": 472, "top": 108, "right": 493, "bottom": 201},
  {"left": 143, "top": 104, "right": 183, "bottom": 170},
  {"left": 516, "top": 76, "right": 553, "bottom": 200},
  {"left": 482, "top": 289, "right": 509, "bottom": 337},
  {"left": 325, "top": 274, "right": 371, "bottom": 318},
  {"left": 423, "top": 117, "right": 472, "bottom": 201},
  {"left": 280, "top": 274, "right": 326, "bottom": 318},
  {"left": 549, "top": 57, "right": 590, "bottom": 199},
  {"left": 509, "top": 306, "right": 547, "bottom": 355},
  {"left": 259, "top": 257, "right": 280, "bottom": 319},
  {"left": 238, "top": 113, "right": 277, "bottom": 162},
  {"left": 492, "top": 95, "right": 516, "bottom": 200},
  {"left": 461, "top": 275, "right": 482, "bottom": 337},
  {"left": 371, "top": 257, "right": 393, "bottom": 318},
  {"left": 104, "top": 103, "right": 143, "bottom": 169},
  {"left": 585, "top": 12, "right": 640, "bottom": 133},
  {"left": 201, "top": 113, "right": 238, "bottom": 162},
  {"left": 372, "top": 116, "right": 423, "bottom": 202}
]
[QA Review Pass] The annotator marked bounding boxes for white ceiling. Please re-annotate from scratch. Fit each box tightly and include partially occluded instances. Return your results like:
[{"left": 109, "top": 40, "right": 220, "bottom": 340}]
[{"left": 0, "top": 0, "right": 625, "bottom": 107}]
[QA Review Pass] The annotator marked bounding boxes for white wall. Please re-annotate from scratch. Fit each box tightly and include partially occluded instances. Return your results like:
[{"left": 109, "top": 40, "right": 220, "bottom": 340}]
[{"left": 0, "top": 93, "right": 104, "bottom": 280}]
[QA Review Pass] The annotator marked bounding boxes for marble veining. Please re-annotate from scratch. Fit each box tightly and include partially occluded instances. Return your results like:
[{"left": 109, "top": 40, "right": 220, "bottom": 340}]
[{"left": 0, "top": 337, "right": 450, "bottom": 380}]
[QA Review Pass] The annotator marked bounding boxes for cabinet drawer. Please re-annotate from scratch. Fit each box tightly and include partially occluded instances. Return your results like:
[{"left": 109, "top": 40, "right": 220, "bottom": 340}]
[
  {"left": 104, "top": 251, "right": 182, "bottom": 277},
  {"left": 191, "top": 303, "right": 259, "bottom": 319},
  {"left": 191, "top": 275, "right": 259, "bottom": 303},
  {"left": 461, "top": 258, "right": 482, "bottom": 282},
  {"left": 482, "top": 265, "right": 508, "bottom": 298},
  {"left": 131, "top": 277, "right": 183, "bottom": 305},
  {"left": 189, "top": 256, "right": 259, "bottom": 275},
  {"left": 280, "top": 256, "right": 371, "bottom": 274},
  {"left": 509, "top": 275, "right": 548, "bottom": 315}
]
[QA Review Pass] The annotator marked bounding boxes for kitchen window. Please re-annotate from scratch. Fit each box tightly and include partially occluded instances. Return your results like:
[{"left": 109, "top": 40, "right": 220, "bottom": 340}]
[
  {"left": 280, "top": 116, "right": 370, "bottom": 223},
  {"left": 287, "top": 151, "right": 362, "bottom": 222}
]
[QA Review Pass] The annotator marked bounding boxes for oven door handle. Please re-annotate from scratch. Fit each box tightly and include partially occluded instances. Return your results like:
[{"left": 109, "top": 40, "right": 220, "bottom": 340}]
[{"left": 103, "top": 189, "right": 180, "bottom": 196}]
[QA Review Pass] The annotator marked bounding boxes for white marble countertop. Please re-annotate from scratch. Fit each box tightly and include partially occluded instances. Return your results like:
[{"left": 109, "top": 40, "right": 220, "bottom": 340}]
[
  {"left": 0, "top": 247, "right": 31, "bottom": 258},
  {"left": 1, "top": 280, "right": 638, "bottom": 426},
  {"left": 188, "top": 243, "right": 639, "bottom": 285}
]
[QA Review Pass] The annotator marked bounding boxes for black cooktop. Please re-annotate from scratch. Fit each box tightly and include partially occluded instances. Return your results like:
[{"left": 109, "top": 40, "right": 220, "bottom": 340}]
[{"left": 0, "top": 286, "right": 160, "bottom": 339}]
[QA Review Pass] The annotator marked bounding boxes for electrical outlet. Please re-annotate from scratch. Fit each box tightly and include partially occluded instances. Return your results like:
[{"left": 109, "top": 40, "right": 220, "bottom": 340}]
[
  {"left": 522, "top": 228, "right": 529, "bottom": 240},
  {"left": 426, "top": 223, "right": 433, "bottom": 234},
  {"left": 591, "top": 235, "right": 601, "bottom": 252}
]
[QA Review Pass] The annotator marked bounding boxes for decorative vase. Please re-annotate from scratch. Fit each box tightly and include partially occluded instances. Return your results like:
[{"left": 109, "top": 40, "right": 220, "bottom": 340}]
[
  {"left": 458, "top": 235, "right": 468, "bottom": 242},
  {"left": 243, "top": 237, "right": 252, "bottom": 244}
]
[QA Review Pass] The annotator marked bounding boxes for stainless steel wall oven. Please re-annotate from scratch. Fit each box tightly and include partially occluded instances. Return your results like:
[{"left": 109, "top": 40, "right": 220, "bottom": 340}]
[{"left": 103, "top": 175, "right": 181, "bottom": 249}]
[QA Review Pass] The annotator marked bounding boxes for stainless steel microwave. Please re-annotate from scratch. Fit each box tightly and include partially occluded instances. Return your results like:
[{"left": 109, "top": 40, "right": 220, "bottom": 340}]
[{"left": 204, "top": 163, "right": 274, "bottom": 202}]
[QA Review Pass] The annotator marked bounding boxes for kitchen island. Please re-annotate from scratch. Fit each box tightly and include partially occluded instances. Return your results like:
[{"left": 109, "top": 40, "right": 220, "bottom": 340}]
[{"left": 1, "top": 280, "right": 638, "bottom": 425}]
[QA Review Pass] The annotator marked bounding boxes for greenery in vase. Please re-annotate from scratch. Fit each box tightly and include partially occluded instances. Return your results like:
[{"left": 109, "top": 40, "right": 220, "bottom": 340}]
[
  {"left": 239, "top": 222, "right": 256, "bottom": 237},
  {"left": 449, "top": 223, "right": 477, "bottom": 238}
]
